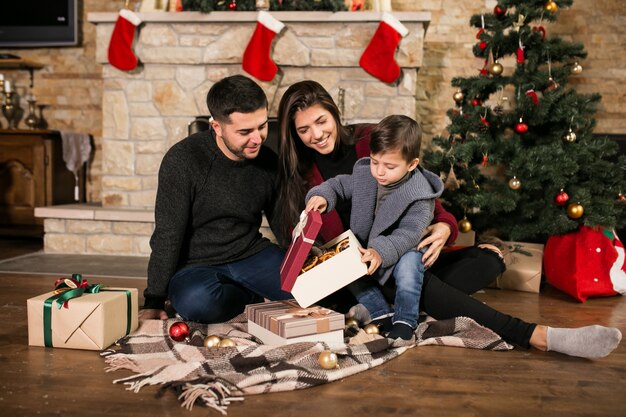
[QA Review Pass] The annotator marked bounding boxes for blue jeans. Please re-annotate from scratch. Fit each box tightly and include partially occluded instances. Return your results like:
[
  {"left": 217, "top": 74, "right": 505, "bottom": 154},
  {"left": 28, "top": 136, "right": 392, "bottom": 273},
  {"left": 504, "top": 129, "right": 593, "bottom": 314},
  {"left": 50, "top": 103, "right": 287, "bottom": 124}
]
[
  {"left": 350, "top": 249, "right": 425, "bottom": 328},
  {"left": 168, "top": 245, "right": 292, "bottom": 323}
]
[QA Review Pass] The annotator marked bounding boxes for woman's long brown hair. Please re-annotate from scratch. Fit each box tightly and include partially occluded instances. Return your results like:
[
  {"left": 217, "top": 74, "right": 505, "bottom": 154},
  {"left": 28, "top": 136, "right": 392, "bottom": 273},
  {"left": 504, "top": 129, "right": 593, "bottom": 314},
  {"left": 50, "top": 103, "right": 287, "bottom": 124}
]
[{"left": 274, "top": 80, "right": 352, "bottom": 247}]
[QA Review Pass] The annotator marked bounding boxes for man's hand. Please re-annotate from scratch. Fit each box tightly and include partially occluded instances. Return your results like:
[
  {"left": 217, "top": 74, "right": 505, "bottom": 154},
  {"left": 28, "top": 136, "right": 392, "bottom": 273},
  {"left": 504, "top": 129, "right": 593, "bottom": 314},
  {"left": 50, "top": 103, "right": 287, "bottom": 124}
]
[
  {"left": 359, "top": 247, "right": 382, "bottom": 275},
  {"left": 139, "top": 308, "right": 169, "bottom": 321},
  {"left": 306, "top": 196, "right": 328, "bottom": 213},
  {"left": 417, "top": 222, "right": 452, "bottom": 267}
]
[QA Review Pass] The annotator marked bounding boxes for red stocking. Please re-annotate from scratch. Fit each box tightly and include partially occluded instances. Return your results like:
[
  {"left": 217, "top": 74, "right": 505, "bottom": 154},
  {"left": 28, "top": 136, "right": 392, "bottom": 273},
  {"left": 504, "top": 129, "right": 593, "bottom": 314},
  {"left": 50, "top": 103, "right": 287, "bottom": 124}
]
[
  {"left": 242, "top": 11, "right": 285, "bottom": 82},
  {"left": 108, "top": 9, "right": 142, "bottom": 71},
  {"left": 359, "top": 12, "right": 409, "bottom": 83}
]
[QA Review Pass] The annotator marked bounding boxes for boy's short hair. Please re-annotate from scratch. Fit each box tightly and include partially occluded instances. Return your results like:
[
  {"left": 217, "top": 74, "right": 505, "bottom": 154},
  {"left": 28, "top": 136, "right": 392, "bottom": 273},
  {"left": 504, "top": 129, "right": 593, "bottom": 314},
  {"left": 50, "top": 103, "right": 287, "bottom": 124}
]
[
  {"left": 370, "top": 115, "right": 422, "bottom": 162},
  {"left": 206, "top": 75, "right": 268, "bottom": 123}
]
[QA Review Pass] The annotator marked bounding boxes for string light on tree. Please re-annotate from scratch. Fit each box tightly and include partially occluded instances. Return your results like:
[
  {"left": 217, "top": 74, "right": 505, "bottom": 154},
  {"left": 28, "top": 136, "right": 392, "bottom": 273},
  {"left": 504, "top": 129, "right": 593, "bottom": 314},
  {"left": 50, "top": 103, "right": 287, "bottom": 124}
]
[
  {"left": 555, "top": 189, "right": 570, "bottom": 206},
  {"left": 567, "top": 202, "right": 585, "bottom": 219}
]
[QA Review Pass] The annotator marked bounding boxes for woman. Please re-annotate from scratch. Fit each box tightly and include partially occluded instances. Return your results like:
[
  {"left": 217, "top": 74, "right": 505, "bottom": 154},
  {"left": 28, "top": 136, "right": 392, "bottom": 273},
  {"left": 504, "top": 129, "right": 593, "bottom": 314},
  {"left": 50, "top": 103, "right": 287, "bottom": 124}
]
[{"left": 273, "top": 80, "right": 621, "bottom": 359}]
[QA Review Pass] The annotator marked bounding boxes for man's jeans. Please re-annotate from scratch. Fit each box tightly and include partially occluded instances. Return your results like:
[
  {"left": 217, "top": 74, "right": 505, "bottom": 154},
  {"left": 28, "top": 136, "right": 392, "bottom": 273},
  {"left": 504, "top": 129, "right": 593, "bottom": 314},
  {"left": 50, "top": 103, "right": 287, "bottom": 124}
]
[{"left": 168, "top": 245, "right": 292, "bottom": 323}]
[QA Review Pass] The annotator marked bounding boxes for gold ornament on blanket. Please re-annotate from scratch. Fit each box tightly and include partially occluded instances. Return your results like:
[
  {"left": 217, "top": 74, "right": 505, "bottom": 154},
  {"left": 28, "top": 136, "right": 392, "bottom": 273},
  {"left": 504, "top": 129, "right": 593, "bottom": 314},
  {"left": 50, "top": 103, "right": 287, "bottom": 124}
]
[
  {"left": 345, "top": 317, "right": 359, "bottom": 329},
  {"left": 318, "top": 351, "right": 339, "bottom": 369},
  {"left": 219, "top": 338, "right": 237, "bottom": 348},
  {"left": 363, "top": 323, "right": 380, "bottom": 335},
  {"left": 203, "top": 335, "right": 222, "bottom": 348}
]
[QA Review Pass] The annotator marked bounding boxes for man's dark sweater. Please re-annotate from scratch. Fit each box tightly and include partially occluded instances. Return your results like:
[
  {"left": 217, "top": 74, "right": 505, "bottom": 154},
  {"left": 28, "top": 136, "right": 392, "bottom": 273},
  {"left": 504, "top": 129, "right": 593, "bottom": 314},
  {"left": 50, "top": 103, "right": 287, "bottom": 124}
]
[{"left": 144, "top": 128, "right": 279, "bottom": 310}]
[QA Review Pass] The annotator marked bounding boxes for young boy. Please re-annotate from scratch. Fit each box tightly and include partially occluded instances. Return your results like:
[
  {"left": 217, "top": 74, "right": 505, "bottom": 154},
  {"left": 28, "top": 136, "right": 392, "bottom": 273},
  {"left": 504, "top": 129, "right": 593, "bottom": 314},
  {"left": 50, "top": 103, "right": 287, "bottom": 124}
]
[{"left": 305, "top": 115, "right": 443, "bottom": 340}]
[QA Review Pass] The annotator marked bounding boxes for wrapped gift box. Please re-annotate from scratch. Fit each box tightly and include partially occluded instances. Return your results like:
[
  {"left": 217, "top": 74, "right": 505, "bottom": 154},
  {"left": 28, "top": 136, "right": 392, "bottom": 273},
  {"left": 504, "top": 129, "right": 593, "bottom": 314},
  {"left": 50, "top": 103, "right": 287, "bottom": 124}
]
[
  {"left": 245, "top": 300, "right": 344, "bottom": 347},
  {"left": 492, "top": 242, "right": 544, "bottom": 293},
  {"left": 27, "top": 287, "right": 138, "bottom": 350},
  {"left": 282, "top": 227, "right": 368, "bottom": 308}
]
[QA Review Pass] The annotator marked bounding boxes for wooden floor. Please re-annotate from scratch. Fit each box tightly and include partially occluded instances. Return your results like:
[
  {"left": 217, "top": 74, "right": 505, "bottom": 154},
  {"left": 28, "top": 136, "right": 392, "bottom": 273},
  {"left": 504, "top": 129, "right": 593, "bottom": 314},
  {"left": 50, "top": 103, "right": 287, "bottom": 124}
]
[{"left": 1, "top": 249, "right": 625, "bottom": 416}]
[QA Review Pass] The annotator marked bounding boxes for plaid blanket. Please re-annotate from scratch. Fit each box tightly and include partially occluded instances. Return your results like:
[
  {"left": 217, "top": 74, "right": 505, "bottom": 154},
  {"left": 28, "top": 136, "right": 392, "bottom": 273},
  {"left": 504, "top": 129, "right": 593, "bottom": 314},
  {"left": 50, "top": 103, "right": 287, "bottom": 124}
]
[{"left": 102, "top": 314, "right": 512, "bottom": 415}]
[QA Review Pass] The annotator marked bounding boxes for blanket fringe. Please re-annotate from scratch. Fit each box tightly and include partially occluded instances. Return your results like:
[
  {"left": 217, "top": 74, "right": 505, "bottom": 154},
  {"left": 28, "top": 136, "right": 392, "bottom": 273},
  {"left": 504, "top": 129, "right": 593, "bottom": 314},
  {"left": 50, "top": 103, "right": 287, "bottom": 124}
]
[
  {"left": 103, "top": 355, "right": 142, "bottom": 373},
  {"left": 178, "top": 381, "right": 244, "bottom": 415}
]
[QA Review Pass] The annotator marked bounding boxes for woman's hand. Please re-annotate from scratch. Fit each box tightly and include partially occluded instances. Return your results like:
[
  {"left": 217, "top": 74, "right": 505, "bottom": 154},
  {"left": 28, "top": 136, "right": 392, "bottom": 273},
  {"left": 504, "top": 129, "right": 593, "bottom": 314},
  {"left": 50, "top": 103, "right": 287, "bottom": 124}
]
[
  {"left": 417, "top": 222, "right": 452, "bottom": 267},
  {"left": 359, "top": 247, "right": 382, "bottom": 275},
  {"left": 306, "top": 196, "right": 328, "bottom": 213},
  {"left": 139, "top": 308, "right": 169, "bottom": 321}
]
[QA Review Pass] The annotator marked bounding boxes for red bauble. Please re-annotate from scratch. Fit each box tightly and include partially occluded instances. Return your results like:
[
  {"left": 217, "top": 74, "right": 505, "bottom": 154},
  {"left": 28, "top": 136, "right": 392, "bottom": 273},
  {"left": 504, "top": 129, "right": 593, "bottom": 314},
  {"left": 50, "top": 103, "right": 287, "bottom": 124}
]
[
  {"left": 532, "top": 26, "right": 547, "bottom": 40},
  {"left": 494, "top": 6, "right": 507, "bottom": 17},
  {"left": 472, "top": 98, "right": 482, "bottom": 106},
  {"left": 555, "top": 190, "right": 570, "bottom": 206},
  {"left": 514, "top": 121, "right": 529, "bottom": 134},
  {"left": 228, "top": 0, "right": 237, "bottom": 10},
  {"left": 169, "top": 321, "right": 190, "bottom": 342},
  {"left": 479, "top": 41, "right": 487, "bottom": 50}
]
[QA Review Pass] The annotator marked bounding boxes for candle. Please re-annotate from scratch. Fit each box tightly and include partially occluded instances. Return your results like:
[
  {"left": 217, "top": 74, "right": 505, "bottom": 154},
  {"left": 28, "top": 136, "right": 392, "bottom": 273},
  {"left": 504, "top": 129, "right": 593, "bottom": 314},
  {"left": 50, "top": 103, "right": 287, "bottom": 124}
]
[{"left": 4, "top": 80, "right": 11, "bottom": 93}]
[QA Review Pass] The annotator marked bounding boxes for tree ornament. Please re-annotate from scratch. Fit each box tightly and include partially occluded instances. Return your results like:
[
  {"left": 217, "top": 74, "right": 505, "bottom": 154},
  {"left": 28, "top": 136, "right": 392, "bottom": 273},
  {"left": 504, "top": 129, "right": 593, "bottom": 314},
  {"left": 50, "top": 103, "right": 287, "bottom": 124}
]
[
  {"left": 489, "top": 61, "right": 504, "bottom": 76},
  {"left": 345, "top": 317, "right": 359, "bottom": 329},
  {"left": 514, "top": 118, "right": 529, "bottom": 134},
  {"left": 555, "top": 189, "right": 570, "bottom": 206},
  {"left": 228, "top": 0, "right": 237, "bottom": 10},
  {"left": 458, "top": 217, "right": 472, "bottom": 233},
  {"left": 532, "top": 26, "right": 547, "bottom": 40},
  {"left": 545, "top": 1, "right": 558, "bottom": 12},
  {"left": 526, "top": 89, "right": 539, "bottom": 105},
  {"left": 444, "top": 165, "right": 460, "bottom": 190},
  {"left": 512, "top": 14, "right": 525, "bottom": 32},
  {"left": 203, "top": 335, "right": 222, "bottom": 347},
  {"left": 476, "top": 28, "right": 485, "bottom": 39},
  {"left": 618, "top": 193, "right": 626, "bottom": 202},
  {"left": 508, "top": 176, "right": 522, "bottom": 190},
  {"left": 572, "top": 62, "right": 583, "bottom": 75},
  {"left": 472, "top": 98, "right": 482, "bottom": 106},
  {"left": 494, "top": 5, "right": 507, "bottom": 17},
  {"left": 363, "top": 323, "right": 380, "bottom": 335},
  {"left": 567, "top": 202, "right": 584, "bottom": 219},
  {"left": 479, "top": 59, "right": 489, "bottom": 76},
  {"left": 481, "top": 153, "right": 489, "bottom": 166},
  {"left": 479, "top": 41, "right": 487, "bottom": 50},
  {"left": 169, "top": 321, "right": 190, "bottom": 342},
  {"left": 453, "top": 90, "right": 464, "bottom": 103},
  {"left": 318, "top": 351, "right": 339, "bottom": 369},
  {"left": 219, "top": 338, "right": 237, "bottom": 347},
  {"left": 563, "top": 128, "right": 577, "bottom": 143},
  {"left": 517, "top": 42, "right": 525, "bottom": 64},
  {"left": 546, "top": 77, "right": 559, "bottom": 92}
]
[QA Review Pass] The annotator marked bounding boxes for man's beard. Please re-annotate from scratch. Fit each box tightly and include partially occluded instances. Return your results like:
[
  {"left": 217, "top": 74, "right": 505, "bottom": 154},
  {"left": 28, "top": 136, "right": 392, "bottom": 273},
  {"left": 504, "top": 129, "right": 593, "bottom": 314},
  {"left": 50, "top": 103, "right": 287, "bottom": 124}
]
[{"left": 221, "top": 133, "right": 262, "bottom": 160}]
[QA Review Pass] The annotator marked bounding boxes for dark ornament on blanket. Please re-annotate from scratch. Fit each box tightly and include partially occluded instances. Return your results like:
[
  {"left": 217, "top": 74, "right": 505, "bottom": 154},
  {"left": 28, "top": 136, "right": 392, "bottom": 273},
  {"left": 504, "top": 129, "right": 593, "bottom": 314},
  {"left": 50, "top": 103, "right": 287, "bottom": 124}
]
[
  {"left": 345, "top": 317, "right": 359, "bottom": 329},
  {"left": 219, "top": 338, "right": 237, "bottom": 348},
  {"left": 203, "top": 334, "right": 222, "bottom": 347},
  {"left": 169, "top": 321, "right": 190, "bottom": 342},
  {"left": 318, "top": 351, "right": 339, "bottom": 369},
  {"left": 363, "top": 323, "right": 380, "bottom": 335}
]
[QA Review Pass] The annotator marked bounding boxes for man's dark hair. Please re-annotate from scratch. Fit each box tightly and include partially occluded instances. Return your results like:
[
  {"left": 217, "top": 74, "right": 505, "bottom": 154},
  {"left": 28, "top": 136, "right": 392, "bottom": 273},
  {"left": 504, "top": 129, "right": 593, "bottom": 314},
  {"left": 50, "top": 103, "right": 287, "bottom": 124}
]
[
  {"left": 370, "top": 114, "right": 422, "bottom": 162},
  {"left": 206, "top": 75, "right": 268, "bottom": 123}
]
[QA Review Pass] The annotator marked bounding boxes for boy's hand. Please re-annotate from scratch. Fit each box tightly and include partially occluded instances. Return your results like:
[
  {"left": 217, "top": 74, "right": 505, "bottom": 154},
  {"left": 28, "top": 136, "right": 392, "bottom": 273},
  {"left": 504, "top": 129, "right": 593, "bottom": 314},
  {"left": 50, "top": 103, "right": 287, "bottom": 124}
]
[
  {"left": 306, "top": 196, "right": 328, "bottom": 213},
  {"left": 359, "top": 247, "right": 382, "bottom": 275}
]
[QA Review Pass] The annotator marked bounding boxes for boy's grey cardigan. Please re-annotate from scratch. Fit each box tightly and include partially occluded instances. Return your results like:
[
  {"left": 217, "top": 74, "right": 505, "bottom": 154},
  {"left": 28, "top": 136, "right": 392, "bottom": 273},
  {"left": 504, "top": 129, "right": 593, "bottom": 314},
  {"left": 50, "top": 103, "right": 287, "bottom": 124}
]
[{"left": 306, "top": 157, "right": 444, "bottom": 284}]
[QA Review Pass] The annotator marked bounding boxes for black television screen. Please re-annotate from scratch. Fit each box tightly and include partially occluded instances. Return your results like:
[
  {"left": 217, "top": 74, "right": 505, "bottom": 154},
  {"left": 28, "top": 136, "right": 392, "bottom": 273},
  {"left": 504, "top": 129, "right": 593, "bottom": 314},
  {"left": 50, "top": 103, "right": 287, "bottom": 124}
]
[{"left": 0, "top": 0, "right": 78, "bottom": 47}]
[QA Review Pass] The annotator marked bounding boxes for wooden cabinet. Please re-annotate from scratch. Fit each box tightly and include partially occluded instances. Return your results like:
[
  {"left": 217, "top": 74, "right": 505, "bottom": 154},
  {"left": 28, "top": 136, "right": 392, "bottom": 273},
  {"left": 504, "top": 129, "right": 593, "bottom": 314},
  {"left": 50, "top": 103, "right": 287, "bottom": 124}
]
[{"left": 0, "top": 130, "right": 85, "bottom": 236}]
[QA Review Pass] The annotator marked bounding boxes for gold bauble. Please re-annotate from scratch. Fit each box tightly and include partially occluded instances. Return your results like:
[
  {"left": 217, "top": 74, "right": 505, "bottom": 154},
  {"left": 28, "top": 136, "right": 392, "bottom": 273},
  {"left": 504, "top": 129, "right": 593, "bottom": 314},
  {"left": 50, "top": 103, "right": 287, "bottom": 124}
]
[
  {"left": 363, "top": 323, "right": 380, "bottom": 335},
  {"left": 458, "top": 217, "right": 472, "bottom": 233},
  {"left": 318, "top": 351, "right": 339, "bottom": 369},
  {"left": 571, "top": 62, "right": 583, "bottom": 75},
  {"left": 563, "top": 129, "right": 577, "bottom": 143},
  {"left": 545, "top": 1, "right": 558, "bottom": 12},
  {"left": 489, "top": 61, "right": 504, "bottom": 76},
  {"left": 508, "top": 176, "right": 522, "bottom": 190},
  {"left": 203, "top": 335, "right": 222, "bottom": 348},
  {"left": 453, "top": 90, "right": 464, "bottom": 103},
  {"left": 567, "top": 202, "right": 584, "bottom": 219},
  {"left": 218, "top": 338, "right": 237, "bottom": 348},
  {"left": 345, "top": 317, "right": 359, "bottom": 329}
]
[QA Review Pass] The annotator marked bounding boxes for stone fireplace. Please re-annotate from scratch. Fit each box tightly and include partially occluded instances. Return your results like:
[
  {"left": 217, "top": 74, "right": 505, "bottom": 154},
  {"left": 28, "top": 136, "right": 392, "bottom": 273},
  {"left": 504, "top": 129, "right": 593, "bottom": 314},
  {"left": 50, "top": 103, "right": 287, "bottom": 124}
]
[{"left": 35, "top": 11, "right": 430, "bottom": 255}]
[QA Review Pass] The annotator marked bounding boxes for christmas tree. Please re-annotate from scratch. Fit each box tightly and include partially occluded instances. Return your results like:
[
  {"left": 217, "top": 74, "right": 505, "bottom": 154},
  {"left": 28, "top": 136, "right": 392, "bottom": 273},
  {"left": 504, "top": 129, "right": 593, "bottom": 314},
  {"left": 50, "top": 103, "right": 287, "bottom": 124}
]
[{"left": 423, "top": 0, "right": 626, "bottom": 242}]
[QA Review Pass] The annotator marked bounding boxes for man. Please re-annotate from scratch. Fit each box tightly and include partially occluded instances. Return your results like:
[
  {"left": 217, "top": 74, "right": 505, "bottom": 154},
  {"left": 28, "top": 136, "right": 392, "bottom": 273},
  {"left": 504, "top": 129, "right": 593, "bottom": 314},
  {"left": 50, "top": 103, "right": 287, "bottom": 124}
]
[{"left": 140, "top": 75, "right": 291, "bottom": 323}]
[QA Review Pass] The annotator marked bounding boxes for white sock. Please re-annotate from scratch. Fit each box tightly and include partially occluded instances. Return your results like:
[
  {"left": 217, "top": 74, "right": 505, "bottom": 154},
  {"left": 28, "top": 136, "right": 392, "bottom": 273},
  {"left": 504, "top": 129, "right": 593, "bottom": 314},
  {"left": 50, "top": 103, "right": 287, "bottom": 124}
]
[{"left": 546, "top": 325, "right": 622, "bottom": 359}]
